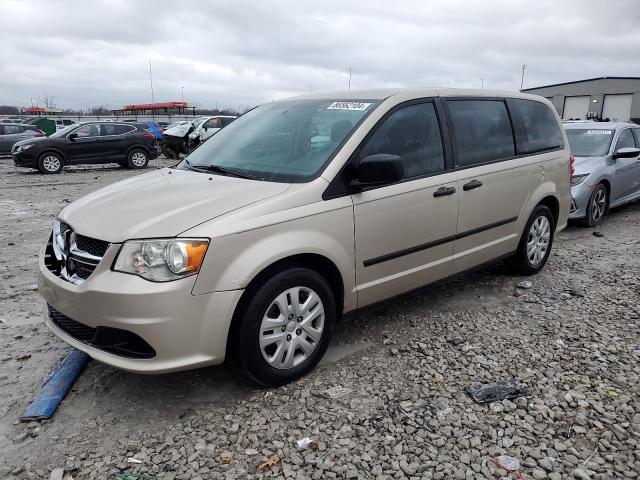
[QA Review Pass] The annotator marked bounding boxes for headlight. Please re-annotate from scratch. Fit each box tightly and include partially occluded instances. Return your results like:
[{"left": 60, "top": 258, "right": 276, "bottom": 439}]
[
  {"left": 14, "top": 143, "right": 34, "bottom": 153},
  {"left": 571, "top": 174, "right": 589, "bottom": 186},
  {"left": 113, "top": 238, "right": 209, "bottom": 282}
]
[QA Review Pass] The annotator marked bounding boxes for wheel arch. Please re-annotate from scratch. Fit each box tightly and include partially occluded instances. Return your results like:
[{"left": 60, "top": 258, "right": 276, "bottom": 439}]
[
  {"left": 126, "top": 144, "right": 151, "bottom": 158},
  {"left": 224, "top": 253, "right": 345, "bottom": 360},
  {"left": 38, "top": 148, "right": 67, "bottom": 162}
]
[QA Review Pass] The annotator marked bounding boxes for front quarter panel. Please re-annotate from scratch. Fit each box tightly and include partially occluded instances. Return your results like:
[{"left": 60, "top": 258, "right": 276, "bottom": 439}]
[{"left": 190, "top": 196, "right": 357, "bottom": 312}]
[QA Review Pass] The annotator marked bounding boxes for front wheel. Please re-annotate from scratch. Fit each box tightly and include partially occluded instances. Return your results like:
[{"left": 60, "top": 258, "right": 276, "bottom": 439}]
[
  {"left": 231, "top": 268, "right": 336, "bottom": 386},
  {"left": 580, "top": 184, "right": 607, "bottom": 227},
  {"left": 37, "top": 152, "right": 64, "bottom": 174},
  {"left": 510, "top": 205, "right": 555, "bottom": 275},
  {"left": 127, "top": 148, "right": 149, "bottom": 169}
]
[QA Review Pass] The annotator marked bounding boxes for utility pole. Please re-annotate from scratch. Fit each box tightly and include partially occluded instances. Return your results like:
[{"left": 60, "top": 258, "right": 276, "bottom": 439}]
[
  {"left": 149, "top": 60, "right": 155, "bottom": 120},
  {"left": 520, "top": 64, "right": 527, "bottom": 91},
  {"left": 348, "top": 67, "right": 352, "bottom": 91},
  {"left": 481, "top": 78, "right": 484, "bottom": 89},
  {"left": 181, "top": 85, "right": 184, "bottom": 102}
]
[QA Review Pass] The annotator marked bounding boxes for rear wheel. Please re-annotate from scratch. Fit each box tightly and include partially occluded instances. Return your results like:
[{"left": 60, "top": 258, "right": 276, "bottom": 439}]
[
  {"left": 232, "top": 268, "right": 336, "bottom": 386},
  {"left": 37, "top": 152, "right": 64, "bottom": 174},
  {"left": 127, "top": 148, "right": 149, "bottom": 169},
  {"left": 510, "top": 205, "right": 555, "bottom": 275},
  {"left": 580, "top": 184, "right": 607, "bottom": 227}
]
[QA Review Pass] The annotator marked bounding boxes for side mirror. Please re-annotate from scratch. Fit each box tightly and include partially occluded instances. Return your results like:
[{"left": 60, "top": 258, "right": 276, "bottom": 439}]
[
  {"left": 68, "top": 133, "right": 78, "bottom": 141},
  {"left": 203, "top": 126, "right": 208, "bottom": 131},
  {"left": 613, "top": 147, "right": 640, "bottom": 159},
  {"left": 350, "top": 154, "right": 404, "bottom": 189}
]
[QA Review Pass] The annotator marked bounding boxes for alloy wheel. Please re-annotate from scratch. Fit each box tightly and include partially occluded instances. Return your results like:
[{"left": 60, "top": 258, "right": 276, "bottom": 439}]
[
  {"left": 42, "top": 155, "right": 61, "bottom": 172},
  {"left": 259, "top": 286, "right": 325, "bottom": 370},
  {"left": 526, "top": 215, "right": 551, "bottom": 266},
  {"left": 131, "top": 151, "right": 147, "bottom": 167},
  {"left": 591, "top": 189, "right": 606, "bottom": 223}
]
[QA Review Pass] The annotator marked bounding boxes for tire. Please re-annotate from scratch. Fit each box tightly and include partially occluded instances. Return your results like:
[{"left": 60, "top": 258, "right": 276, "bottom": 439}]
[
  {"left": 231, "top": 268, "right": 336, "bottom": 386},
  {"left": 510, "top": 204, "right": 555, "bottom": 276},
  {"left": 126, "top": 148, "right": 149, "bottom": 169},
  {"left": 37, "top": 152, "right": 64, "bottom": 174},
  {"left": 579, "top": 183, "right": 607, "bottom": 227}
]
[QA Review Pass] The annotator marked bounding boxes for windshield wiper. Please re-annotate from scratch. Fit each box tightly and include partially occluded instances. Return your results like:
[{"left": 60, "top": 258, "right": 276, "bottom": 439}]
[{"left": 203, "top": 164, "right": 263, "bottom": 180}]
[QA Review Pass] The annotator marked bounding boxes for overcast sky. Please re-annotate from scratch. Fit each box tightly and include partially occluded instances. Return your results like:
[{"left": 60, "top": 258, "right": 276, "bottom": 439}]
[{"left": 1, "top": 0, "right": 639, "bottom": 111}]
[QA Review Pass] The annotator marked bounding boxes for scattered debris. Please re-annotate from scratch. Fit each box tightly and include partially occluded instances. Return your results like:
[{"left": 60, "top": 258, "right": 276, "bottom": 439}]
[
  {"left": 16, "top": 354, "right": 31, "bottom": 361},
  {"left": 597, "top": 384, "right": 619, "bottom": 398},
  {"left": 431, "top": 374, "right": 445, "bottom": 383},
  {"left": 583, "top": 446, "right": 599, "bottom": 465},
  {"left": 467, "top": 381, "right": 529, "bottom": 403},
  {"left": 516, "top": 280, "right": 533, "bottom": 289},
  {"left": 296, "top": 437, "right": 317, "bottom": 450},
  {"left": 491, "top": 456, "right": 525, "bottom": 480},
  {"left": 490, "top": 402, "right": 504, "bottom": 413},
  {"left": 221, "top": 453, "right": 233, "bottom": 463},
  {"left": 556, "top": 339, "right": 566, "bottom": 348},
  {"left": 126, "top": 457, "right": 143, "bottom": 464},
  {"left": 114, "top": 473, "right": 157, "bottom": 480},
  {"left": 447, "top": 337, "right": 466, "bottom": 346},
  {"left": 321, "top": 386, "right": 352, "bottom": 399},
  {"left": 258, "top": 454, "right": 281, "bottom": 471},
  {"left": 435, "top": 406, "right": 453, "bottom": 419},
  {"left": 593, "top": 231, "right": 604, "bottom": 237},
  {"left": 49, "top": 468, "right": 64, "bottom": 480}
]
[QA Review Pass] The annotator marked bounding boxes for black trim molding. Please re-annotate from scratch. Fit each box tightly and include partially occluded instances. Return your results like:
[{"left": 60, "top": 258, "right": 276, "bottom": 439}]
[{"left": 363, "top": 216, "right": 518, "bottom": 267}]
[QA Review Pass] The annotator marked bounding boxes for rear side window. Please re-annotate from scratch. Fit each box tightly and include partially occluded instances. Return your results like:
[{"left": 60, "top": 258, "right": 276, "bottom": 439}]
[
  {"left": 359, "top": 102, "right": 445, "bottom": 178},
  {"left": 102, "top": 124, "right": 134, "bottom": 135},
  {"left": 509, "top": 99, "right": 564, "bottom": 154},
  {"left": 633, "top": 129, "right": 640, "bottom": 146},
  {"left": 4, "top": 125, "right": 24, "bottom": 134},
  {"left": 447, "top": 100, "right": 515, "bottom": 167}
]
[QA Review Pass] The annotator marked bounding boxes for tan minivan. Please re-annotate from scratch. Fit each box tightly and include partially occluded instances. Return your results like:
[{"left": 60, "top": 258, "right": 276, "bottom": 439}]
[{"left": 39, "top": 88, "right": 571, "bottom": 385}]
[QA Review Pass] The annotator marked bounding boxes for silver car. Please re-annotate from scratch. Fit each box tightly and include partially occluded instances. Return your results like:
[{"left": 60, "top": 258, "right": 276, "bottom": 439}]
[{"left": 567, "top": 122, "right": 640, "bottom": 226}]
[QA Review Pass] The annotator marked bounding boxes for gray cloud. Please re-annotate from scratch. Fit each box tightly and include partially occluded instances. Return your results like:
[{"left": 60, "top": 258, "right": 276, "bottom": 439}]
[{"left": 1, "top": 0, "right": 639, "bottom": 110}]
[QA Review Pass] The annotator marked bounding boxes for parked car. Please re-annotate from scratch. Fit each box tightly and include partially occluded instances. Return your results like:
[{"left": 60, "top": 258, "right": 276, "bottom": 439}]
[
  {"left": 0, "top": 123, "right": 45, "bottom": 155},
  {"left": 54, "top": 118, "right": 75, "bottom": 130},
  {"left": 134, "top": 121, "right": 163, "bottom": 141},
  {"left": 39, "top": 89, "right": 570, "bottom": 385},
  {"left": 566, "top": 122, "right": 640, "bottom": 226},
  {"left": 187, "top": 115, "right": 237, "bottom": 151},
  {"left": 12, "top": 121, "right": 158, "bottom": 173}
]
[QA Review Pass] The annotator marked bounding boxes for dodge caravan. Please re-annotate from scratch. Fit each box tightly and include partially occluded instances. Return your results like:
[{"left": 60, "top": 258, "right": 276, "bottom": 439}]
[{"left": 39, "top": 88, "right": 571, "bottom": 385}]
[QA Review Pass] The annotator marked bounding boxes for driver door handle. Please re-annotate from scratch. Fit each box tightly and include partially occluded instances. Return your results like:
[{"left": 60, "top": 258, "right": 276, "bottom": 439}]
[
  {"left": 463, "top": 179, "right": 483, "bottom": 191},
  {"left": 433, "top": 186, "right": 456, "bottom": 197}
]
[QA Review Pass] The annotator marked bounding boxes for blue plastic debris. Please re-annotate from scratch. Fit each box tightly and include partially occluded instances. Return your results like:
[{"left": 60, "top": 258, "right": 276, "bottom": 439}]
[{"left": 20, "top": 349, "right": 89, "bottom": 422}]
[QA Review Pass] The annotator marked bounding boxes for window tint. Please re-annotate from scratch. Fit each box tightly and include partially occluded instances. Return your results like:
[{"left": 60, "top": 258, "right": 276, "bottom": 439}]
[
  {"left": 510, "top": 99, "right": 563, "bottom": 153},
  {"left": 221, "top": 117, "right": 235, "bottom": 127},
  {"left": 74, "top": 124, "right": 101, "bottom": 138},
  {"left": 448, "top": 100, "right": 515, "bottom": 167},
  {"left": 5, "top": 125, "right": 24, "bottom": 134},
  {"left": 615, "top": 129, "right": 636, "bottom": 150},
  {"left": 102, "top": 123, "right": 133, "bottom": 135},
  {"left": 359, "top": 102, "right": 445, "bottom": 178},
  {"left": 633, "top": 129, "right": 640, "bottom": 146}
]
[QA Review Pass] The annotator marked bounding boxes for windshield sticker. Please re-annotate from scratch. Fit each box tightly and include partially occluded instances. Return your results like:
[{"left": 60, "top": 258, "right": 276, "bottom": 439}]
[
  {"left": 327, "top": 102, "right": 372, "bottom": 111},
  {"left": 585, "top": 130, "right": 612, "bottom": 135}
]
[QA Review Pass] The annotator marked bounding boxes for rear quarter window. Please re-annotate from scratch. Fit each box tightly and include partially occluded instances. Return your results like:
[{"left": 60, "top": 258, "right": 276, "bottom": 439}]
[{"left": 509, "top": 99, "right": 564, "bottom": 154}]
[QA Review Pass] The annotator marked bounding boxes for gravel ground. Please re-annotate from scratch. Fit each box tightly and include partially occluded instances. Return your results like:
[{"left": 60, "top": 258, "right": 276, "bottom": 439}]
[{"left": 1, "top": 158, "right": 639, "bottom": 479}]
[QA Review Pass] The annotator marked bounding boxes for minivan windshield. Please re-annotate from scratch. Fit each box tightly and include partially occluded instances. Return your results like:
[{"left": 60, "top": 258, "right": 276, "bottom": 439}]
[
  {"left": 566, "top": 128, "right": 613, "bottom": 157},
  {"left": 50, "top": 124, "right": 79, "bottom": 138},
  {"left": 180, "top": 99, "right": 379, "bottom": 182}
]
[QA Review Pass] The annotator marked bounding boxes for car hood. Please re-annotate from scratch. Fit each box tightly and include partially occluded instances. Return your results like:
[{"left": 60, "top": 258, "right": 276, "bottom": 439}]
[
  {"left": 58, "top": 168, "right": 291, "bottom": 242},
  {"left": 13, "top": 136, "right": 52, "bottom": 148},
  {"left": 573, "top": 155, "right": 607, "bottom": 176}
]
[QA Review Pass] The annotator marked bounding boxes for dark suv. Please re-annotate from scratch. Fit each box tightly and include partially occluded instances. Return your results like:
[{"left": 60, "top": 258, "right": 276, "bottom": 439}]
[{"left": 12, "top": 121, "right": 158, "bottom": 174}]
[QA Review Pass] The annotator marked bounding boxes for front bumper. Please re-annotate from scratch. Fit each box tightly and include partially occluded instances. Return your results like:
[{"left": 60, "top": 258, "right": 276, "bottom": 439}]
[
  {"left": 38, "top": 242, "right": 243, "bottom": 373},
  {"left": 12, "top": 150, "right": 38, "bottom": 168},
  {"left": 568, "top": 182, "right": 592, "bottom": 220}
]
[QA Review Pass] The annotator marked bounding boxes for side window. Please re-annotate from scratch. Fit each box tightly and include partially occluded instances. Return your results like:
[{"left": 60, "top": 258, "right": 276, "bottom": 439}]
[
  {"left": 633, "top": 129, "right": 640, "bottom": 147},
  {"left": 359, "top": 102, "right": 445, "bottom": 178},
  {"left": 74, "top": 124, "right": 101, "bottom": 138},
  {"left": 63, "top": 120, "right": 73, "bottom": 126},
  {"left": 102, "top": 124, "right": 133, "bottom": 135},
  {"left": 5, "top": 125, "right": 24, "bottom": 134},
  {"left": 203, "top": 118, "right": 222, "bottom": 129},
  {"left": 615, "top": 129, "right": 636, "bottom": 150},
  {"left": 221, "top": 117, "right": 235, "bottom": 127},
  {"left": 447, "top": 100, "right": 515, "bottom": 167},
  {"left": 510, "top": 99, "right": 564, "bottom": 153}
]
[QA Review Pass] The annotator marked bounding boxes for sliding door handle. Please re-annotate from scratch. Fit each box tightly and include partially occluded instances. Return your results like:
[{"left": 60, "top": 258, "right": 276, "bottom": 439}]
[
  {"left": 433, "top": 186, "right": 456, "bottom": 197},
  {"left": 463, "top": 179, "right": 483, "bottom": 191}
]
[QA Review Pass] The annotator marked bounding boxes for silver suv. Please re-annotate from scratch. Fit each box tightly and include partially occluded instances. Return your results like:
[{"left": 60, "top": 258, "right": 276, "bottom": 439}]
[
  {"left": 39, "top": 88, "right": 571, "bottom": 385},
  {"left": 566, "top": 122, "right": 640, "bottom": 226}
]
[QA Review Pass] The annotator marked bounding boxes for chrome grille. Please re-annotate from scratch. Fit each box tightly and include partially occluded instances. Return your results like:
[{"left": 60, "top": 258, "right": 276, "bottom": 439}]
[{"left": 48, "top": 221, "right": 109, "bottom": 284}]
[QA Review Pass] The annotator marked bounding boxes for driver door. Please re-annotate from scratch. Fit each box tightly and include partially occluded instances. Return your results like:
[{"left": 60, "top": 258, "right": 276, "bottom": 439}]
[
  {"left": 611, "top": 128, "right": 640, "bottom": 202},
  {"left": 352, "top": 100, "right": 458, "bottom": 307},
  {"left": 67, "top": 124, "right": 102, "bottom": 163}
]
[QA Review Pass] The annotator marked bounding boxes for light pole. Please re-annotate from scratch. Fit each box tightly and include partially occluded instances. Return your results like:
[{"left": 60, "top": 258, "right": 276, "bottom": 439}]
[
  {"left": 181, "top": 85, "right": 184, "bottom": 102},
  {"left": 348, "top": 67, "right": 352, "bottom": 91},
  {"left": 520, "top": 64, "right": 527, "bottom": 91},
  {"left": 481, "top": 78, "right": 484, "bottom": 89}
]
